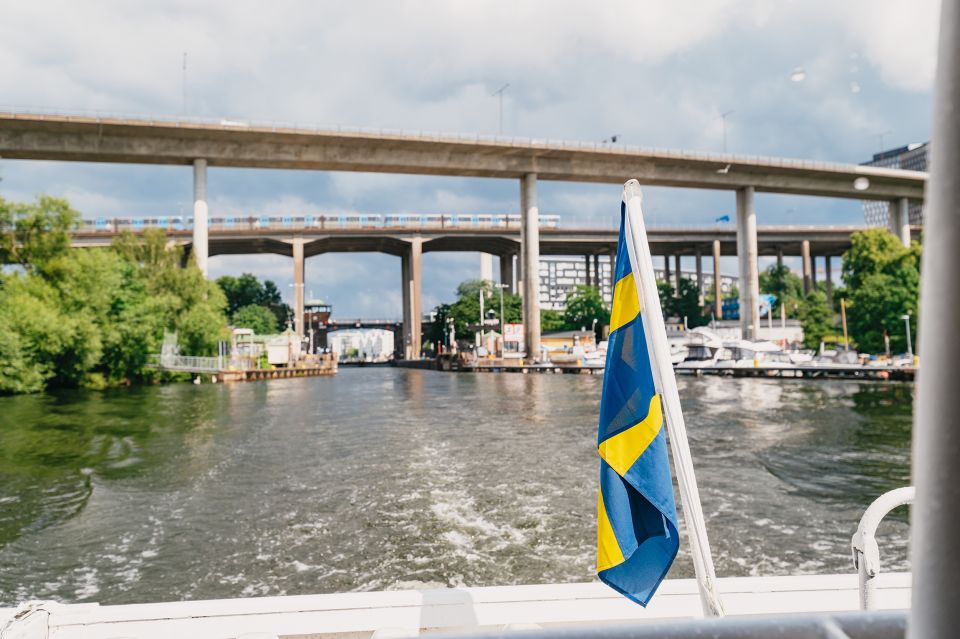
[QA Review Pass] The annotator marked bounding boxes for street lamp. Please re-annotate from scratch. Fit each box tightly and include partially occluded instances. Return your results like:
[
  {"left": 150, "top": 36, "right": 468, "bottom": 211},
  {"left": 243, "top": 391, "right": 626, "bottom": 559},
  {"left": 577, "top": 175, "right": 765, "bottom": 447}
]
[{"left": 902, "top": 313, "right": 913, "bottom": 359}]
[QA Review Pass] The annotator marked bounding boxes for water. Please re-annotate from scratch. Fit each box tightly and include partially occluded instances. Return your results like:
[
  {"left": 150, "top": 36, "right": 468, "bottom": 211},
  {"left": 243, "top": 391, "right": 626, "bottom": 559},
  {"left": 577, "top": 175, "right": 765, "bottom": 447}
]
[{"left": 0, "top": 369, "right": 913, "bottom": 605}]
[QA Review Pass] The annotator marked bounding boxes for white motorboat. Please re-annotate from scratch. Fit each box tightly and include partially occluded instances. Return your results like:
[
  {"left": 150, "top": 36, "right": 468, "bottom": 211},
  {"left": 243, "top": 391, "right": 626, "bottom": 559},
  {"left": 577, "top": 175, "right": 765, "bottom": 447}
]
[
  {"left": 712, "top": 339, "right": 797, "bottom": 371},
  {"left": 675, "top": 327, "right": 724, "bottom": 371}
]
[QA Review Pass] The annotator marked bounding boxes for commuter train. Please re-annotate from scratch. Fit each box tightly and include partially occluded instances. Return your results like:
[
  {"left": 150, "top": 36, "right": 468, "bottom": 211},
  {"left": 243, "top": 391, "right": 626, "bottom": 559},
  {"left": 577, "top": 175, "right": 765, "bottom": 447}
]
[{"left": 79, "top": 213, "right": 562, "bottom": 233}]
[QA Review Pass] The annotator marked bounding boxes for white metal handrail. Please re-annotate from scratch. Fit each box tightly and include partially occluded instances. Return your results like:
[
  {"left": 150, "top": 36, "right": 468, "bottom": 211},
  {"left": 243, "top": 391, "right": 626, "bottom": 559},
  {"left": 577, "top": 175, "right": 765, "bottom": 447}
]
[{"left": 851, "top": 486, "right": 914, "bottom": 610}]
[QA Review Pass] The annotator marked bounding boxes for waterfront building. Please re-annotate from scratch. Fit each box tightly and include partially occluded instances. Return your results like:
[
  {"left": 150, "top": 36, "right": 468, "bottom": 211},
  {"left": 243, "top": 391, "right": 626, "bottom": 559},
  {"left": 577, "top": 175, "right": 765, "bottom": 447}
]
[
  {"left": 538, "top": 256, "right": 737, "bottom": 311},
  {"left": 328, "top": 329, "right": 394, "bottom": 362},
  {"left": 861, "top": 143, "right": 928, "bottom": 227}
]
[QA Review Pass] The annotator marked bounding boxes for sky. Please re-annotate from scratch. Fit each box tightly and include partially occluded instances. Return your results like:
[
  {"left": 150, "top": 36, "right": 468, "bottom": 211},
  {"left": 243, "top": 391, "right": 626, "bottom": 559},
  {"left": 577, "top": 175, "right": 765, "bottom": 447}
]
[{"left": 0, "top": 0, "right": 940, "bottom": 318}]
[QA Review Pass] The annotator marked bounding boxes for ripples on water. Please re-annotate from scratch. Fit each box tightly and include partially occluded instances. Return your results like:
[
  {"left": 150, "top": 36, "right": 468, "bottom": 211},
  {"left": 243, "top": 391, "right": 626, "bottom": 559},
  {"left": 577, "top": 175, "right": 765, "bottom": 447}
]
[{"left": 0, "top": 370, "right": 912, "bottom": 605}]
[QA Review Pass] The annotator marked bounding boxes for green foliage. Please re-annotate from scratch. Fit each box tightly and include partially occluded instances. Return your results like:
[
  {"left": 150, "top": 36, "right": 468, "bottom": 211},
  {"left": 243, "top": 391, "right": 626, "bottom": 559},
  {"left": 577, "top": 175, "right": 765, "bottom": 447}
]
[
  {"left": 798, "top": 290, "right": 835, "bottom": 349},
  {"left": 0, "top": 195, "right": 80, "bottom": 271},
  {"left": 541, "top": 309, "right": 566, "bottom": 333},
  {"left": 563, "top": 285, "right": 610, "bottom": 339},
  {"left": 444, "top": 280, "right": 521, "bottom": 337},
  {"left": 217, "top": 273, "right": 291, "bottom": 326},
  {"left": 842, "top": 229, "right": 921, "bottom": 353},
  {"left": 232, "top": 304, "right": 279, "bottom": 335},
  {"left": 0, "top": 198, "right": 229, "bottom": 394},
  {"left": 759, "top": 264, "right": 805, "bottom": 318},
  {"left": 657, "top": 278, "right": 709, "bottom": 327}
]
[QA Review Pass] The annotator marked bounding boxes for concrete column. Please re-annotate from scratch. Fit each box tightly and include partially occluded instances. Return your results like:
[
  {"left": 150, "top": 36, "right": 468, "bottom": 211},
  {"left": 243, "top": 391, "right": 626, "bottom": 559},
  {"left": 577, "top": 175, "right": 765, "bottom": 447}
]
[
  {"left": 593, "top": 254, "right": 600, "bottom": 290},
  {"left": 584, "top": 255, "right": 592, "bottom": 287},
  {"left": 777, "top": 249, "right": 784, "bottom": 271},
  {"left": 736, "top": 186, "right": 760, "bottom": 340},
  {"left": 520, "top": 174, "right": 541, "bottom": 359},
  {"left": 673, "top": 254, "right": 682, "bottom": 294},
  {"left": 292, "top": 237, "right": 305, "bottom": 336},
  {"left": 402, "top": 238, "right": 423, "bottom": 359},
  {"left": 499, "top": 254, "right": 515, "bottom": 294},
  {"left": 480, "top": 253, "right": 494, "bottom": 282},
  {"left": 712, "top": 240, "right": 722, "bottom": 320},
  {"left": 825, "top": 256, "right": 833, "bottom": 306},
  {"left": 890, "top": 198, "right": 911, "bottom": 248},
  {"left": 801, "top": 239, "right": 812, "bottom": 295},
  {"left": 695, "top": 252, "right": 704, "bottom": 306},
  {"left": 192, "top": 159, "right": 209, "bottom": 276},
  {"left": 401, "top": 249, "right": 411, "bottom": 353},
  {"left": 811, "top": 254, "right": 818, "bottom": 287},
  {"left": 664, "top": 255, "right": 671, "bottom": 284}
]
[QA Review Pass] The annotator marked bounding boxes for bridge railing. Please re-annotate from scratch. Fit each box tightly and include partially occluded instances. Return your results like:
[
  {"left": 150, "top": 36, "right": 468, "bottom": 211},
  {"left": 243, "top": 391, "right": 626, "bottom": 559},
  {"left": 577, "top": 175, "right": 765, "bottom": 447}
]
[{"left": 76, "top": 213, "right": 569, "bottom": 234}]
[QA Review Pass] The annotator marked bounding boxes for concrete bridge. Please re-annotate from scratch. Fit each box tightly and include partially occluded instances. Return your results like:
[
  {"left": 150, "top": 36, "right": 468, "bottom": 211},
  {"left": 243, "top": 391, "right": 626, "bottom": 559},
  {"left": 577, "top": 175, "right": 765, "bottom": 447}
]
[
  {"left": 70, "top": 214, "right": 919, "bottom": 354},
  {"left": 1, "top": 111, "right": 928, "bottom": 356}
]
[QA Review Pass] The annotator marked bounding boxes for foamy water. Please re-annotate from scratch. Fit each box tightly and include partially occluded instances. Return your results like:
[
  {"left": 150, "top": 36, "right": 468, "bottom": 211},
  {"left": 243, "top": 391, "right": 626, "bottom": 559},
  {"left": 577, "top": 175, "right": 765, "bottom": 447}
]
[{"left": 0, "top": 370, "right": 912, "bottom": 605}]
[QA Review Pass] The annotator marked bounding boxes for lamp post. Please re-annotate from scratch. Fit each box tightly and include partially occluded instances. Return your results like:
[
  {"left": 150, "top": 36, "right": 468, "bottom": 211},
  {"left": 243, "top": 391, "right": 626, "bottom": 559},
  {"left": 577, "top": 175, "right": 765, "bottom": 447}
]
[{"left": 902, "top": 313, "right": 913, "bottom": 359}]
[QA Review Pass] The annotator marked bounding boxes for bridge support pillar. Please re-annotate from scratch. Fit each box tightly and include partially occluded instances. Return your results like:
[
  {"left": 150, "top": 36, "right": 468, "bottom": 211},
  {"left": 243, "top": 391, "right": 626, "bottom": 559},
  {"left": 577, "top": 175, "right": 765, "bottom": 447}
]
[
  {"left": 736, "top": 186, "right": 760, "bottom": 340},
  {"left": 593, "top": 254, "right": 600, "bottom": 291},
  {"left": 480, "top": 253, "right": 494, "bottom": 282},
  {"left": 520, "top": 173, "right": 541, "bottom": 359},
  {"left": 811, "top": 254, "right": 818, "bottom": 287},
  {"left": 584, "top": 255, "right": 592, "bottom": 286},
  {"left": 825, "top": 256, "right": 833, "bottom": 307},
  {"left": 500, "top": 254, "right": 515, "bottom": 294},
  {"left": 777, "top": 248, "right": 784, "bottom": 271},
  {"left": 695, "top": 252, "right": 703, "bottom": 306},
  {"left": 292, "top": 237, "right": 305, "bottom": 336},
  {"left": 401, "top": 238, "right": 423, "bottom": 359},
  {"left": 192, "top": 159, "right": 209, "bottom": 277},
  {"left": 663, "top": 255, "right": 670, "bottom": 284},
  {"left": 712, "top": 239, "right": 722, "bottom": 320},
  {"left": 673, "top": 254, "right": 682, "bottom": 295},
  {"left": 890, "top": 198, "right": 911, "bottom": 248},
  {"left": 801, "top": 239, "right": 812, "bottom": 295}
]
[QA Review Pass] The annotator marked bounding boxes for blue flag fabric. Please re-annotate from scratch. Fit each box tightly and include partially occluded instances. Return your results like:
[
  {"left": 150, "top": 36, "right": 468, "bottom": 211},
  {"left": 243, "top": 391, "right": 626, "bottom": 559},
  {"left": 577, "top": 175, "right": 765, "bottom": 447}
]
[{"left": 596, "top": 202, "right": 679, "bottom": 606}]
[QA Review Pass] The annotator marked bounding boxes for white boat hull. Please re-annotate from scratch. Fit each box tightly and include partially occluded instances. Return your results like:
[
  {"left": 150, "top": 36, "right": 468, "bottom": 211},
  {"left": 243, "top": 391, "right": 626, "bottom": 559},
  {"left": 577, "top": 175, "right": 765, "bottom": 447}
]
[{"left": 0, "top": 573, "right": 910, "bottom": 639}]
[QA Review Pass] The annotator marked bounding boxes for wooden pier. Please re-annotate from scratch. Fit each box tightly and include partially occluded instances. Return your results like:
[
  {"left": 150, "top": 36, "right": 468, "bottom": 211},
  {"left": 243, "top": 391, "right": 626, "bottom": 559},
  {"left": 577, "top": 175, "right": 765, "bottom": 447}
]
[
  {"left": 152, "top": 353, "right": 337, "bottom": 382},
  {"left": 395, "top": 357, "right": 915, "bottom": 381}
]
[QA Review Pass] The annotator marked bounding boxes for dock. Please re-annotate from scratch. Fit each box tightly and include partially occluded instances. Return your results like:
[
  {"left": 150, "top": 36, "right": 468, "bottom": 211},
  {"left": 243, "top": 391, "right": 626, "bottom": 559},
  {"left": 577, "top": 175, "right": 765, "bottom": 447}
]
[
  {"left": 677, "top": 364, "right": 916, "bottom": 381},
  {"left": 395, "top": 357, "right": 915, "bottom": 381},
  {"left": 150, "top": 353, "right": 337, "bottom": 382}
]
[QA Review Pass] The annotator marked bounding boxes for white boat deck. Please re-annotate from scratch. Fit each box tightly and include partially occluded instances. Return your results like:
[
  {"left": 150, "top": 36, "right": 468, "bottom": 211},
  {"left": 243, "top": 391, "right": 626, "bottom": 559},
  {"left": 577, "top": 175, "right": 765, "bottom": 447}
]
[{"left": 0, "top": 573, "right": 910, "bottom": 639}]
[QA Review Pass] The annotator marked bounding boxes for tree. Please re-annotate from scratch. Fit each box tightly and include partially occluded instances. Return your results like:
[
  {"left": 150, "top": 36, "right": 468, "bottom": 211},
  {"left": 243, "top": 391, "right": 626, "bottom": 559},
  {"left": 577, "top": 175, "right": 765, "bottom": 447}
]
[
  {"left": 0, "top": 195, "right": 80, "bottom": 271},
  {"left": 216, "top": 273, "right": 291, "bottom": 326},
  {"left": 759, "top": 264, "right": 805, "bottom": 318},
  {"left": 842, "top": 229, "right": 921, "bottom": 353},
  {"left": 656, "top": 279, "right": 708, "bottom": 327},
  {"left": 563, "top": 285, "right": 610, "bottom": 340},
  {"left": 0, "top": 196, "right": 231, "bottom": 394},
  {"left": 541, "top": 309, "right": 566, "bottom": 333},
  {"left": 798, "top": 290, "right": 835, "bottom": 350},
  {"left": 232, "top": 304, "right": 279, "bottom": 335}
]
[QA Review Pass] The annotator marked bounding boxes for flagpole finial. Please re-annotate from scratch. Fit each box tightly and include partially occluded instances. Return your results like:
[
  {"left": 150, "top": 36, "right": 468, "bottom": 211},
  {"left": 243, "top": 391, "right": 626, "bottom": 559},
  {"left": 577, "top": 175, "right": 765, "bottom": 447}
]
[{"left": 623, "top": 179, "right": 643, "bottom": 203}]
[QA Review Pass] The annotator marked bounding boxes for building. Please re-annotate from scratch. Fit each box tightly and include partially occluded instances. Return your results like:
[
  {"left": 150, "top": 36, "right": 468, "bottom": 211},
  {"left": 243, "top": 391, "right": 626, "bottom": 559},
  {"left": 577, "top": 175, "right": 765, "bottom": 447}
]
[
  {"left": 328, "top": 329, "right": 394, "bottom": 362},
  {"left": 537, "top": 256, "right": 738, "bottom": 312},
  {"left": 861, "top": 143, "right": 928, "bottom": 227},
  {"left": 539, "top": 256, "right": 613, "bottom": 311}
]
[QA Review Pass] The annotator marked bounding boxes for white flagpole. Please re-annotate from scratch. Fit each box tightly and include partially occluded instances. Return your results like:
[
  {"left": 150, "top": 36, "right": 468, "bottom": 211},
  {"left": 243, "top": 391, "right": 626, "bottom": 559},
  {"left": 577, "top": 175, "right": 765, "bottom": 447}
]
[{"left": 621, "top": 179, "right": 725, "bottom": 617}]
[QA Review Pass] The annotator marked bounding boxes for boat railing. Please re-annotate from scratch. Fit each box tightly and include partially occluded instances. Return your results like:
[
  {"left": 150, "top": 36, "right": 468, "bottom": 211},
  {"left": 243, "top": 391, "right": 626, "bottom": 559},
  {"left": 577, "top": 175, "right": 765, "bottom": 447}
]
[{"left": 851, "top": 486, "right": 914, "bottom": 610}]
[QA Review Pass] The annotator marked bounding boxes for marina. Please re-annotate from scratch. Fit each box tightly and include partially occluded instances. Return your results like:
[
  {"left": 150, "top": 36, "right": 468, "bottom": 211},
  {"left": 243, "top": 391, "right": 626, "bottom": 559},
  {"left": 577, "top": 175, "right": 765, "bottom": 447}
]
[{"left": 1, "top": 0, "right": 952, "bottom": 635}]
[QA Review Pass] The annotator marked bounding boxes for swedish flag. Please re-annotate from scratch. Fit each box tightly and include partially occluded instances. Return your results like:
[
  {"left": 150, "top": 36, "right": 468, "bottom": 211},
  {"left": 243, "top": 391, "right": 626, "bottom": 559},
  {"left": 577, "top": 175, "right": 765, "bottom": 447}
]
[{"left": 596, "top": 202, "right": 678, "bottom": 606}]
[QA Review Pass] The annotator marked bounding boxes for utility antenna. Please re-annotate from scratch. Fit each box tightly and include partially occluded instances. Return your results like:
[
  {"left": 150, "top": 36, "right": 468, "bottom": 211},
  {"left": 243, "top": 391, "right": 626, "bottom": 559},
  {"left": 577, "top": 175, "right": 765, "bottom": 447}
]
[
  {"left": 717, "top": 110, "right": 734, "bottom": 154},
  {"left": 181, "top": 52, "right": 188, "bottom": 115},
  {"left": 875, "top": 129, "right": 893, "bottom": 152},
  {"left": 492, "top": 83, "right": 509, "bottom": 135}
]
